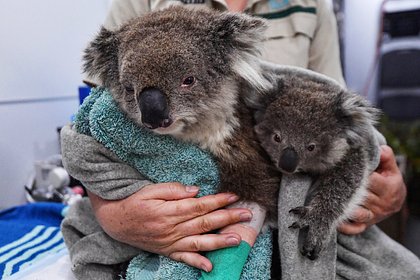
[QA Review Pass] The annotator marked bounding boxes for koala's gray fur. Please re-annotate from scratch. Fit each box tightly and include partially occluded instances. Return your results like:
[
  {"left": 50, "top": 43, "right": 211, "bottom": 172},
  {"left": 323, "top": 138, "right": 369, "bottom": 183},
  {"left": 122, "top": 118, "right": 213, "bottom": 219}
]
[
  {"left": 83, "top": 7, "right": 280, "bottom": 217},
  {"left": 254, "top": 63, "right": 381, "bottom": 259}
]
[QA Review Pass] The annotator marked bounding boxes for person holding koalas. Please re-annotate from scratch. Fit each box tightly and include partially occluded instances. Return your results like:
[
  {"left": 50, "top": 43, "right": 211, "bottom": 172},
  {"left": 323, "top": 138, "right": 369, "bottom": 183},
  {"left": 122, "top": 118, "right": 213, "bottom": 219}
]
[
  {"left": 97, "top": 0, "right": 406, "bottom": 239},
  {"left": 60, "top": 0, "right": 410, "bottom": 279}
]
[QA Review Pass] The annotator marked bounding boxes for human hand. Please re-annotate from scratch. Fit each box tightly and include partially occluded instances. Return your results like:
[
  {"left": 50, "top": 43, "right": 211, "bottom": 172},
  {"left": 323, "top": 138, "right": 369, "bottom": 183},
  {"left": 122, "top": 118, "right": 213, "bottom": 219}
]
[
  {"left": 338, "top": 145, "right": 407, "bottom": 235},
  {"left": 88, "top": 182, "right": 253, "bottom": 272}
]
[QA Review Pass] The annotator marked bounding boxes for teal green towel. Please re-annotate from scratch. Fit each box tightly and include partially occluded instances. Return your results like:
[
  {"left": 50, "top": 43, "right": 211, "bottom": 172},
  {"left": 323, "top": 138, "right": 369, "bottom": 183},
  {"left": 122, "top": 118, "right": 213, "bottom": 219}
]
[
  {"left": 74, "top": 87, "right": 272, "bottom": 280},
  {"left": 201, "top": 241, "right": 251, "bottom": 280}
]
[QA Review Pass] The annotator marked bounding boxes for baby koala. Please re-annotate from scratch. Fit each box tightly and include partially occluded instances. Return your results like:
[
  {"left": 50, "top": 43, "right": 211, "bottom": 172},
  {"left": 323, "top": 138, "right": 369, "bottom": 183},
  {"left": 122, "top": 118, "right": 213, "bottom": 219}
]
[{"left": 254, "top": 65, "right": 381, "bottom": 260}]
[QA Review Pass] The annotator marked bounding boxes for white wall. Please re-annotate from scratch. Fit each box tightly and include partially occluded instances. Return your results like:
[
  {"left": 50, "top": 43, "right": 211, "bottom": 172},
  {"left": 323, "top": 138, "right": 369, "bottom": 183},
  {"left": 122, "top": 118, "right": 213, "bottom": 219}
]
[
  {"left": 344, "top": 0, "right": 384, "bottom": 102},
  {"left": 0, "top": 0, "right": 110, "bottom": 209}
]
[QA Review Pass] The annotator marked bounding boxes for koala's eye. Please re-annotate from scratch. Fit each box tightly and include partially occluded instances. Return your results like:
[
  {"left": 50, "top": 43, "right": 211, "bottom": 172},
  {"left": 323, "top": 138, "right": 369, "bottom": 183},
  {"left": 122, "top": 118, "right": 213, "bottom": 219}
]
[
  {"left": 124, "top": 85, "right": 135, "bottom": 94},
  {"left": 307, "top": 144, "right": 316, "bottom": 151},
  {"left": 273, "top": 134, "right": 281, "bottom": 143},
  {"left": 181, "top": 76, "right": 196, "bottom": 87}
]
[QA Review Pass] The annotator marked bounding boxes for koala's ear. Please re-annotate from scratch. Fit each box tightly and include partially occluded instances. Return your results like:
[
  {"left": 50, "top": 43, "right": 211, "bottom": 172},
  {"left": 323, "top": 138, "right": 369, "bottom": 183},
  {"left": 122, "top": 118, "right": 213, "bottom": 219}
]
[
  {"left": 83, "top": 27, "right": 120, "bottom": 87},
  {"left": 335, "top": 91, "right": 381, "bottom": 144},
  {"left": 216, "top": 13, "right": 267, "bottom": 49},
  {"left": 215, "top": 13, "right": 270, "bottom": 91},
  {"left": 254, "top": 120, "right": 271, "bottom": 140}
]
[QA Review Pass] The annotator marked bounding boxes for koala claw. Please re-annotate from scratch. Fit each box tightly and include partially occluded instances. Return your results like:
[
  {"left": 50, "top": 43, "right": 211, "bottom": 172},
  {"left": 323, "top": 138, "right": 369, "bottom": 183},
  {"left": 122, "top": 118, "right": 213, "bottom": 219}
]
[
  {"left": 301, "top": 245, "right": 320, "bottom": 260},
  {"left": 289, "top": 206, "right": 309, "bottom": 217},
  {"left": 301, "top": 235, "right": 324, "bottom": 260},
  {"left": 288, "top": 222, "right": 301, "bottom": 229},
  {"left": 288, "top": 206, "right": 330, "bottom": 260},
  {"left": 288, "top": 206, "right": 312, "bottom": 229}
]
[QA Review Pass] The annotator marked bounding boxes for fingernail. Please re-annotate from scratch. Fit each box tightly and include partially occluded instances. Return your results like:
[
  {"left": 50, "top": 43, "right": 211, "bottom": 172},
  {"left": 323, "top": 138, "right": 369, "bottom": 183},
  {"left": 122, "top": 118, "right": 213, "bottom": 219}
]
[
  {"left": 201, "top": 265, "right": 209, "bottom": 273},
  {"left": 228, "top": 194, "right": 239, "bottom": 203},
  {"left": 186, "top": 186, "right": 199, "bottom": 193},
  {"left": 227, "top": 236, "right": 240, "bottom": 246},
  {"left": 240, "top": 212, "right": 253, "bottom": 221}
]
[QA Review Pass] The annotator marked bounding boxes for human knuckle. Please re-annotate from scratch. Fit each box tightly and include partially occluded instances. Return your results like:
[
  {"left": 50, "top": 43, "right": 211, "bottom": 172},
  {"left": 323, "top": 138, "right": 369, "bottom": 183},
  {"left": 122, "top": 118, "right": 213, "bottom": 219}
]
[
  {"left": 390, "top": 201, "right": 402, "bottom": 214},
  {"left": 189, "top": 239, "right": 201, "bottom": 251},
  {"left": 168, "top": 251, "right": 180, "bottom": 261},
  {"left": 193, "top": 201, "right": 208, "bottom": 215},
  {"left": 198, "top": 218, "right": 213, "bottom": 233},
  {"left": 225, "top": 210, "right": 240, "bottom": 222},
  {"left": 351, "top": 209, "right": 363, "bottom": 221},
  {"left": 156, "top": 236, "right": 178, "bottom": 253},
  {"left": 169, "top": 252, "right": 189, "bottom": 265},
  {"left": 167, "top": 183, "right": 181, "bottom": 195},
  {"left": 158, "top": 244, "right": 173, "bottom": 256},
  {"left": 362, "top": 210, "right": 371, "bottom": 221}
]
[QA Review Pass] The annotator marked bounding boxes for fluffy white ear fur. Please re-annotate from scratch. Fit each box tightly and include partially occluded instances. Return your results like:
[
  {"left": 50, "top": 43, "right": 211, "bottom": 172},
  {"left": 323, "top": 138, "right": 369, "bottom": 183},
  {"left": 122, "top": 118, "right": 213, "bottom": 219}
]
[
  {"left": 223, "top": 13, "right": 271, "bottom": 91},
  {"left": 233, "top": 55, "right": 272, "bottom": 91}
]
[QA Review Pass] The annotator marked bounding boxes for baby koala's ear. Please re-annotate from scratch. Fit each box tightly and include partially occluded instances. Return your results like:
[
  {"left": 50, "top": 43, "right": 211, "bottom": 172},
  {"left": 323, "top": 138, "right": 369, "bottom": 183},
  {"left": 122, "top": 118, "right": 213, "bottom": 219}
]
[
  {"left": 254, "top": 120, "right": 271, "bottom": 140},
  {"left": 83, "top": 27, "right": 120, "bottom": 87},
  {"left": 335, "top": 91, "right": 381, "bottom": 145}
]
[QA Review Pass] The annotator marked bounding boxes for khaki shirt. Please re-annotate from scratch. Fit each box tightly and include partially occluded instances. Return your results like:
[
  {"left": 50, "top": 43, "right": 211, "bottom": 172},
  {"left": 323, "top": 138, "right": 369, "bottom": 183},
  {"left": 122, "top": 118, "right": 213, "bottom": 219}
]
[{"left": 103, "top": 0, "right": 345, "bottom": 86}]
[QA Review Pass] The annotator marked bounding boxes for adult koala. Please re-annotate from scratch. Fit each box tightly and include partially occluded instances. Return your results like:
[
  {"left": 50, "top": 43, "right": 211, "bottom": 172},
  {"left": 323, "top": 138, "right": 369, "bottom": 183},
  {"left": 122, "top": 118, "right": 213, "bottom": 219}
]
[
  {"left": 83, "top": 6, "right": 280, "bottom": 220},
  {"left": 80, "top": 6, "right": 279, "bottom": 279}
]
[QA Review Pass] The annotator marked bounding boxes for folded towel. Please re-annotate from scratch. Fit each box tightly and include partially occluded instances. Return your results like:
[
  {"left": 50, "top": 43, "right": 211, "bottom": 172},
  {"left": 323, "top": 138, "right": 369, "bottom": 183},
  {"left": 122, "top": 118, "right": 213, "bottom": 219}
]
[{"left": 74, "top": 87, "right": 273, "bottom": 279}]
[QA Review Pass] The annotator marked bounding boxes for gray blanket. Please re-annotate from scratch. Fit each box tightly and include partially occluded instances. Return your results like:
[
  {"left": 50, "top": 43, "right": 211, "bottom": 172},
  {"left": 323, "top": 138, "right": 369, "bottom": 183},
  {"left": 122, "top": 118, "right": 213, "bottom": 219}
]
[{"left": 61, "top": 125, "right": 420, "bottom": 279}]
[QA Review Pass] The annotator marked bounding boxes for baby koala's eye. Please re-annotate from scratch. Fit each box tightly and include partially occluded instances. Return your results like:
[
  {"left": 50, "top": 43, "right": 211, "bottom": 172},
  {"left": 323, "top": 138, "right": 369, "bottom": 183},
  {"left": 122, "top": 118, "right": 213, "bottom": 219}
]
[
  {"left": 181, "top": 76, "right": 196, "bottom": 87},
  {"left": 307, "top": 144, "right": 316, "bottom": 151},
  {"left": 124, "top": 85, "right": 135, "bottom": 94},
  {"left": 273, "top": 133, "right": 281, "bottom": 143}
]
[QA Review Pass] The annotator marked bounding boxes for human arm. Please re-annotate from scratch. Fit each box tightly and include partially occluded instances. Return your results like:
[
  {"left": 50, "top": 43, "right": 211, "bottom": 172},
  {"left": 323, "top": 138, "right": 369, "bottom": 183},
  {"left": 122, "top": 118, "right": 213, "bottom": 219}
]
[
  {"left": 338, "top": 145, "right": 407, "bottom": 234},
  {"left": 60, "top": 125, "right": 253, "bottom": 272},
  {"left": 88, "top": 184, "right": 253, "bottom": 272}
]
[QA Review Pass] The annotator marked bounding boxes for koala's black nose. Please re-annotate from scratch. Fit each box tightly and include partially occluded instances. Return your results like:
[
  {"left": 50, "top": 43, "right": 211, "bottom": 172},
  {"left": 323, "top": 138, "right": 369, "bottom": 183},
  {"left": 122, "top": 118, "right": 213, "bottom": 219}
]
[
  {"left": 279, "top": 147, "right": 298, "bottom": 173},
  {"left": 138, "top": 87, "right": 172, "bottom": 129}
]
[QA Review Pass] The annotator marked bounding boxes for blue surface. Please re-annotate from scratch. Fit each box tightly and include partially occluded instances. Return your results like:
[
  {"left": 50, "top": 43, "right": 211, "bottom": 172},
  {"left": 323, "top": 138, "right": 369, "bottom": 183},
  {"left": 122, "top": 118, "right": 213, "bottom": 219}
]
[{"left": 0, "top": 202, "right": 66, "bottom": 278}]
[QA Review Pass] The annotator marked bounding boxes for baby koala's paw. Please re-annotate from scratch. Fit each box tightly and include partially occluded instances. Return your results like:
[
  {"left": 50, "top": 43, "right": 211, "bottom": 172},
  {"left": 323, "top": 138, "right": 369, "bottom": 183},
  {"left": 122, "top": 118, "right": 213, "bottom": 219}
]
[
  {"left": 288, "top": 206, "right": 311, "bottom": 229},
  {"left": 289, "top": 206, "right": 330, "bottom": 260},
  {"left": 300, "top": 225, "right": 330, "bottom": 260}
]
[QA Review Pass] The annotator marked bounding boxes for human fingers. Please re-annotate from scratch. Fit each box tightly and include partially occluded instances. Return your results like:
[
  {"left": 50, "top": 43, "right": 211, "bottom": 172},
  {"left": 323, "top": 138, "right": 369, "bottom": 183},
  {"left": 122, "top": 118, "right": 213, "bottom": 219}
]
[
  {"left": 175, "top": 208, "right": 253, "bottom": 236},
  {"left": 337, "top": 221, "right": 367, "bottom": 235},
  {"left": 169, "top": 233, "right": 241, "bottom": 254},
  {"left": 139, "top": 182, "right": 200, "bottom": 200},
  {"left": 376, "top": 145, "right": 399, "bottom": 175},
  {"left": 166, "top": 233, "right": 242, "bottom": 271},
  {"left": 368, "top": 146, "right": 397, "bottom": 196},
  {"left": 166, "top": 192, "right": 240, "bottom": 221},
  {"left": 337, "top": 206, "right": 373, "bottom": 235},
  {"left": 347, "top": 206, "right": 374, "bottom": 224},
  {"left": 169, "top": 252, "right": 213, "bottom": 272},
  {"left": 368, "top": 146, "right": 406, "bottom": 214}
]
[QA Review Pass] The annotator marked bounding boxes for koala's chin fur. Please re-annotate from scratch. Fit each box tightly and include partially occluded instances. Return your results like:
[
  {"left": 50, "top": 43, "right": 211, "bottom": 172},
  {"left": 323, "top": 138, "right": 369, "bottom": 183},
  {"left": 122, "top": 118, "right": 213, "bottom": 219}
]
[
  {"left": 254, "top": 62, "right": 382, "bottom": 260},
  {"left": 83, "top": 7, "right": 280, "bottom": 219}
]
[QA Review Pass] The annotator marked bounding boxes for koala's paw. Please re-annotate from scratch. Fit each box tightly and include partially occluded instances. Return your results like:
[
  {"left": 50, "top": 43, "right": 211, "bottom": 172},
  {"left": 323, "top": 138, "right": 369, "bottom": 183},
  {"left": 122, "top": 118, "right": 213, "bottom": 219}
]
[
  {"left": 288, "top": 206, "right": 310, "bottom": 229},
  {"left": 300, "top": 227, "right": 327, "bottom": 260},
  {"left": 288, "top": 206, "right": 330, "bottom": 260}
]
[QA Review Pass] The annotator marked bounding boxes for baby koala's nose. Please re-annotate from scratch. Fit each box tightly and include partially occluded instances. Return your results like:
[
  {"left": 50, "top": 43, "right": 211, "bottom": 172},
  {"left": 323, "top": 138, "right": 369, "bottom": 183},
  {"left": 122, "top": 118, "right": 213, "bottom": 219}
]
[
  {"left": 138, "top": 87, "right": 172, "bottom": 129},
  {"left": 279, "top": 147, "right": 298, "bottom": 173}
]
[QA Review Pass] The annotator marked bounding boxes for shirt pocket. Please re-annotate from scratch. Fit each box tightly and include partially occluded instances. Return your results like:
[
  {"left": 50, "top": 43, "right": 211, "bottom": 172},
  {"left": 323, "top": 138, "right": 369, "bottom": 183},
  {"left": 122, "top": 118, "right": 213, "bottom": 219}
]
[
  {"left": 265, "top": 13, "right": 317, "bottom": 40},
  {"left": 261, "top": 14, "right": 317, "bottom": 67}
]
